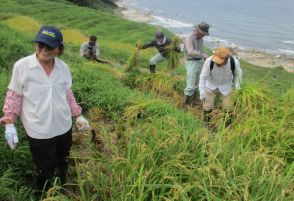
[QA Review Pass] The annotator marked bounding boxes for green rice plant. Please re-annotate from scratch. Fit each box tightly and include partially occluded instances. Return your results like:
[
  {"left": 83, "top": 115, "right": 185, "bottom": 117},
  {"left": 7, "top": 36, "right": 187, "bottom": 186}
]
[
  {"left": 0, "top": 169, "right": 33, "bottom": 201},
  {"left": 42, "top": 179, "right": 71, "bottom": 201},
  {"left": 125, "top": 40, "right": 142, "bottom": 72},
  {"left": 232, "top": 80, "right": 271, "bottom": 115},
  {"left": 167, "top": 36, "right": 181, "bottom": 71},
  {"left": 0, "top": 22, "right": 33, "bottom": 70}
]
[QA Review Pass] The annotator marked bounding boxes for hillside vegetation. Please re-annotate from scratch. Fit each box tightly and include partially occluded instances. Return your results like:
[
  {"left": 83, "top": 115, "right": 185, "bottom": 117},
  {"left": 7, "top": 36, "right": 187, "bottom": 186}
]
[{"left": 0, "top": 0, "right": 293, "bottom": 200}]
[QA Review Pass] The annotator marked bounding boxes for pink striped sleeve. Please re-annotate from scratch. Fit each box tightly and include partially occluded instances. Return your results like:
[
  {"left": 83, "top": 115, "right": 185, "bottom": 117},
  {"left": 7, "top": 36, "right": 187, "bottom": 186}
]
[
  {"left": 66, "top": 89, "right": 82, "bottom": 117},
  {"left": 0, "top": 90, "right": 22, "bottom": 124}
]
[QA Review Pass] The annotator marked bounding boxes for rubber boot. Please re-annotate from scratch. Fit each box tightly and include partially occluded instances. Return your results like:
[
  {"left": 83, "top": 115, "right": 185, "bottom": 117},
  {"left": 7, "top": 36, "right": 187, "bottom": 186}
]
[
  {"left": 190, "top": 93, "right": 196, "bottom": 105},
  {"left": 224, "top": 110, "right": 233, "bottom": 127},
  {"left": 204, "top": 110, "right": 213, "bottom": 130},
  {"left": 149, "top": 64, "right": 156, "bottom": 73},
  {"left": 183, "top": 95, "right": 192, "bottom": 111},
  {"left": 184, "top": 95, "right": 191, "bottom": 105}
]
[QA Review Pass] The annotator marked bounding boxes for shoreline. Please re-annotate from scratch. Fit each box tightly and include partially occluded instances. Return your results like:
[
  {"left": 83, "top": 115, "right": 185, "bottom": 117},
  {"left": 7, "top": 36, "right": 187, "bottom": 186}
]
[{"left": 114, "top": 0, "right": 294, "bottom": 73}]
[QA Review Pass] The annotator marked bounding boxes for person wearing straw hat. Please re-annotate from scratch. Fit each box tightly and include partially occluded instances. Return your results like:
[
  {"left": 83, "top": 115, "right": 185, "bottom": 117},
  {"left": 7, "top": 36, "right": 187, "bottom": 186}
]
[
  {"left": 183, "top": 21, "right": 210, "bottom": 108},
  {"left": 0, "top": 26, "right": 90, "bottom": 196},
  {"left": 199, "top": 47, "right": 242, "bottom": 129}
]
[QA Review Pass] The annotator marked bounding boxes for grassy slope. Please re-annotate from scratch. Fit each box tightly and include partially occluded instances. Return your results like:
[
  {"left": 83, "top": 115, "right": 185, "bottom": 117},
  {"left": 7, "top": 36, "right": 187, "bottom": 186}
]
[{"left": 0, "top": 0, "right": 293, "bottom": 200}]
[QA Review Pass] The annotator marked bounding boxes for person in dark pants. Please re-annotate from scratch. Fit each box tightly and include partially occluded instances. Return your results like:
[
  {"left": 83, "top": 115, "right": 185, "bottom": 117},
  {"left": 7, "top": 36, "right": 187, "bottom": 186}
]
[
  {"left": 0, "top": 26, "right": 90, "bottom": 197},
  {"left": 138, "top": 31, "right": 181, "bottom": 73}
]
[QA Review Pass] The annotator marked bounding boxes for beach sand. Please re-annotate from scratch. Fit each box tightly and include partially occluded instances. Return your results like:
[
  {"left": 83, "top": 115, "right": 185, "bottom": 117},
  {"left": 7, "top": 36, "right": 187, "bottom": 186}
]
[{"left": 114, "top": 0, "right": 294, "bottom": 73}]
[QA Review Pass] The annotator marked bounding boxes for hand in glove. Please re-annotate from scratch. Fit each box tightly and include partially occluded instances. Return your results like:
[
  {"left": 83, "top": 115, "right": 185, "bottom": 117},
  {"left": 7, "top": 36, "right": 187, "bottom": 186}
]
[
  {"left": 5, "top": 124, "right": 18, "bottom": 150},
  {"left": 75, "top": 116, "right": 90, "bottom": 132},
  {"left": 200, "top": 93, "right": 206, "bottom": 102}
]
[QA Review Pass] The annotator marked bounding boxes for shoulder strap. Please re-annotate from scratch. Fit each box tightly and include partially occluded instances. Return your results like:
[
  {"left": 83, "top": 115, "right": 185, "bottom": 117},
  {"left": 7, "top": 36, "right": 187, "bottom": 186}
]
[
  {"left": 210, "top": 60, "right": 214, "bottom": 71},
  {"left": 230, "top": 56, "right": 235, "bottom": 78}
]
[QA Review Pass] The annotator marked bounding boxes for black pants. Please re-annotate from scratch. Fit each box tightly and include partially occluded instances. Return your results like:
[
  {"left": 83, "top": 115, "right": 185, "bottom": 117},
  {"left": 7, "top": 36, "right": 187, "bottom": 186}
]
[{"left": 27, "top": 128, "right": 72, "bottom": 191}]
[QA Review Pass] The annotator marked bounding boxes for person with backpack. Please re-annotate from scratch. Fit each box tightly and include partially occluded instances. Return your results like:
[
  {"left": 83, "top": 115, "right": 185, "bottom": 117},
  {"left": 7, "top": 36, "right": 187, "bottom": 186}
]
[
  {"left": 138, "top": 31, "right": 181, "bottom": 73},
  {"left": 199, "top": 47, "right": 242, "bottom": 128},
  {"left": 183, "top": 22, "right": 210, "bottom": 107}
]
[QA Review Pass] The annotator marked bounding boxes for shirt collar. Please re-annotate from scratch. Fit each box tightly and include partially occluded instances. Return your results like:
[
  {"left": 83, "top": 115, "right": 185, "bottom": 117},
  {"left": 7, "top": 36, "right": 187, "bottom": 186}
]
[
  {"left": 156, "top": 37, "right": 166, "bottom": 45},
  {"left": 28, "top": 53, "right": 58, "bottom": 69}
]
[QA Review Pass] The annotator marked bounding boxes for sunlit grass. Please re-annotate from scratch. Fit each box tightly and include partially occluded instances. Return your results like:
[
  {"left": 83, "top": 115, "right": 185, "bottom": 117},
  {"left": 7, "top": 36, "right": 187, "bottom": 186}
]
[{"left": 5, "top": 15, "right": 40, "bottom": 36}]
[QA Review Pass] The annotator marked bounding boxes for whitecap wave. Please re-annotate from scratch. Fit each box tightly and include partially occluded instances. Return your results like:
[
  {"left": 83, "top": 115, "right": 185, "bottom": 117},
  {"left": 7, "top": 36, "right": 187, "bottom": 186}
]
[
  {"left": 282, "top": 40, "right": 294, "bottom": 45},
  {"left": 150, "top": 15, "right": 193, "bottom": 28},
  {"left": 277, "top": 49, "right": 294, "bottom": 55},
  {"left": 205, "top": 36, "right": 238, "bottom": 49}
]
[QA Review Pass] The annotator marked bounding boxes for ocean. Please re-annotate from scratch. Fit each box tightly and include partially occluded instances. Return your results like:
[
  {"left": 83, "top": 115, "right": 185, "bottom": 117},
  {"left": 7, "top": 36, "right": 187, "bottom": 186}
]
[{"left": 116, "top": 0, "right": 294, "bottom": 70}]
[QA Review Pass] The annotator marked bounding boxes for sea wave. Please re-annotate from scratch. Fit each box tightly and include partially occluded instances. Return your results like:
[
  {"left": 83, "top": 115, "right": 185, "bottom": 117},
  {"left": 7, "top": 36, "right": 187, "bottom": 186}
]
[
  {"left": 277, "top": 49, "right": 294, "bottom": 55},
  {"left": 205, "top": 36, "right": 238, "bottom": 49},
  {"left": 282, "top": 40, "right": 294, "bottom": 45},
  {"left": 150, "top": 15, "right": 193, "bottom": 28}
]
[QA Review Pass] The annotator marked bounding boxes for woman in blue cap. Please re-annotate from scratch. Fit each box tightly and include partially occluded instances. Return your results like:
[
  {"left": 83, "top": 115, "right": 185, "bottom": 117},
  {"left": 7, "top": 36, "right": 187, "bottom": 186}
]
[{"left": 0, "top": 26, "right": 90, "bottom": 195}]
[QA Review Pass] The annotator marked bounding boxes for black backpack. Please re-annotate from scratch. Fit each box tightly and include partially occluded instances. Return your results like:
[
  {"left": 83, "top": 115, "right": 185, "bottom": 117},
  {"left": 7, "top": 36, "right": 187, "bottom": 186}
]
[{"left": 210, "top": 56, "right": 235, "bottom": 77}]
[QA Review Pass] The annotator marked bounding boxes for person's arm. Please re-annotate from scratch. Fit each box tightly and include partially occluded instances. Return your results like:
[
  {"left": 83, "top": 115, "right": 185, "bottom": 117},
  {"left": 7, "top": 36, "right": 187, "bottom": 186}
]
[
  {"left": 234, "top": 58, "right": 242, "bottom": 89},
  {"left": 142, "top": 40, "right": 155, "bottom": 49},
  {"left": 80, "top": 42, "right": 87, "bottom": 56},
  {"left": 66, "top": 88, "right": 90, "bottom": 131},
  {"left": 199, "top": 59, "right": 210, "bottom": 98},
  {"left": 0, "top": 90, "right": 22, "bottom": 125},
  {"left": 0, "top": 62, "right": 23, "bottom": 125},
  {"left": 185, "top": 37, "right": 202, "bottom": 57},
  {"left": 95, "top": 44, "right": 100, "bottom": 58},
  {"left": 66, "top": 89, "right": 82, "bottom": 117}
]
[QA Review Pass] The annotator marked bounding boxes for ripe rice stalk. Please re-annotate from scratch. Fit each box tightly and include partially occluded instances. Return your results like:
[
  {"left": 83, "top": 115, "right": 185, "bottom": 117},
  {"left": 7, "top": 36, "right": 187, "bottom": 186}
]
[
  {"left": 5, "top": 16, "right": 40, "bottom": 36},
  {"left": 133, "top": 73, "right": 183, "bottom": 97},
  {"left": 167, "top": 36, "right": 181, "bottom": 71},
  {"left": 231, "top": 81, "right": 270, "bottom": 114},
  {"left": 125, "top": 40, "right": 142, "bottom": 72}
]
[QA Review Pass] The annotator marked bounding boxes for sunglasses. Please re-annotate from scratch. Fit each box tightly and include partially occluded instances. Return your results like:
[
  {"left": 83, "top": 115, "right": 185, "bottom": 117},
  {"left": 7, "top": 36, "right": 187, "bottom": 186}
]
[{"left": 36, "top": 42, "right": 56, "bottom": 51}]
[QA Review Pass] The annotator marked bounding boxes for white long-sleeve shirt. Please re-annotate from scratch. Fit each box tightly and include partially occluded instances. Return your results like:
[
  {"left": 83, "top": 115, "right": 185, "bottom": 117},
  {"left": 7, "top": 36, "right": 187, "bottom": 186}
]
[
  {"left": 80, "top": 41, "right": 100, "bottom": 57},
  {"left": 199, "top": 56, "right": 242, "bottom": 96}
]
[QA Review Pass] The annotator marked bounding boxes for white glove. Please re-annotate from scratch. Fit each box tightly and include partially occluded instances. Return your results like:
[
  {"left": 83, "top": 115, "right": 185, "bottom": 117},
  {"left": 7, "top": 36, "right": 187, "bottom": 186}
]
[
  {"left": 75, "top": 116, "right": 90, "bottom": 132},
  {"left": 200, "top": 92, "right": 206, "bottom": 102},
  {"left": 5, "top": 124, "right": 18, "bottom": 150}
]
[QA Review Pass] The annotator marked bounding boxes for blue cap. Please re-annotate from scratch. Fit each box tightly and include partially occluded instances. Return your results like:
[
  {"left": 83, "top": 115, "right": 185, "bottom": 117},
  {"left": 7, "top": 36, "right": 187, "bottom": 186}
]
[
  {"left": 33, "top": 26, "right": 63, "bottom": 48},
  {"left": 155, "top": 31, "right": 165, "bottom": 39}
]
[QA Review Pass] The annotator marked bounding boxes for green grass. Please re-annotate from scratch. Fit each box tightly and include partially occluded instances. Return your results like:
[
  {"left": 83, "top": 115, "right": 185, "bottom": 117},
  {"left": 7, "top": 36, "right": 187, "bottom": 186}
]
[{"left": 0, "top": 0, "right": 293, "bottom": 200}]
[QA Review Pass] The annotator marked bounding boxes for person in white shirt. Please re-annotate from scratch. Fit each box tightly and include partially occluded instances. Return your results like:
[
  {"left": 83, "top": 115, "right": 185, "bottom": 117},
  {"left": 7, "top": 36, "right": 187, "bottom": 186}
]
[
  {"left": 80, "top": 35, "right": 100, "bottom": 60},
  {"left": 0, "top": 26, "right": 90, "bottom": 196},
  {"left": 199, "top": 47, "right": 242, "bottom": 128}
]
